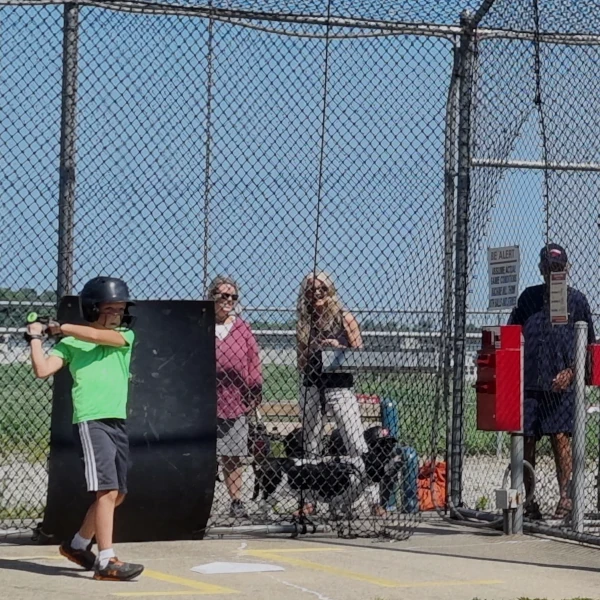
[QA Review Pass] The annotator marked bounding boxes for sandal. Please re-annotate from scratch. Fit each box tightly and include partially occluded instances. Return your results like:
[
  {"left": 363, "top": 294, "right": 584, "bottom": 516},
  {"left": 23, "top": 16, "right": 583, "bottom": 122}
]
[
  {"left": 293, "top": 503, "right": 316, "bottom": 518},
  {"left": 553, "top": 498, "right": 572, "bottom": 520}
]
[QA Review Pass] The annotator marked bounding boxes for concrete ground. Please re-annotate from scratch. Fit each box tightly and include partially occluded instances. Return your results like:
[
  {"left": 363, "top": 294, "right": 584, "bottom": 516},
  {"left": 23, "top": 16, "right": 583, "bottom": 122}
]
[{"left": 0, "top": 524, "right": 599, "bottom": 600}]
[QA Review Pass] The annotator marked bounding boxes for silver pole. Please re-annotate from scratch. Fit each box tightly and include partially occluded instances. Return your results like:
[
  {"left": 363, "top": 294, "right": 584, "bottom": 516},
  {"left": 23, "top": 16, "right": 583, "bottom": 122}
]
[
  {"left": 510, "top": 324, "right": 525, "bottom": 534},
  {"left": 450, "top": 10, "right": 476, "bottom": 509},
  {"left": 457, "top": 508, "right": 600, "bottom": 546},
  {"left": 202, "top": 3, "right": 215, "bottom": 294},
  {"left": 56, "top": 3, "right": 79, "bottom": 299},
  {"left": 205, "top": 524, "right": 332, "bottom": 536},
  {"left": 572, "top": 321, "right": 588, "bottom": 533},
  {"left": 11, "top": 2, "right": 600, "bottom": 46},
  {"left": 598, "top": 415, "right": 600, "bottom": 512},
  {"left": 496, "top": 432, "right": 503, "bottom": 458},
  {"left": 440, "top": 38, "right": 460, "bottom": 506},
  {"left": 511, "top": 433, "right": 524, "bottom": 534},
  {"left": 525, "top": 520, "right": 600, "bottom": 546},
  {"left": 472, "top": 157, "right": 600, "bottom": 172}
]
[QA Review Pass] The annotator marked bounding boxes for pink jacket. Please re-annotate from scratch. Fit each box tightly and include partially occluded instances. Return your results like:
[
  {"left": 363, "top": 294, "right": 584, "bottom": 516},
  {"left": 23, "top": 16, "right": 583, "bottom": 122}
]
[{"left": 216, "top": 318, "right": 263, "bottom": 419}]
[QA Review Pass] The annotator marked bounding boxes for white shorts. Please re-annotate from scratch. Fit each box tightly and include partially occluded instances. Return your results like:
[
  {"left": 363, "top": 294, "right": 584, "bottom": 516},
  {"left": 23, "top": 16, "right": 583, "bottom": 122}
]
[{"left": 217, "top": 416, "right": 248, "bottom": 457}]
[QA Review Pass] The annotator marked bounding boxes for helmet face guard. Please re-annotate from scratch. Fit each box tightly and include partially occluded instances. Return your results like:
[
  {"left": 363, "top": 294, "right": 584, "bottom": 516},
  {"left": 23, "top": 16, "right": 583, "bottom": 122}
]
[
  {"left": 80, "top": 304, "right": 135, "bottom": 328},
  {"left": 79, "top": 277, "right": 135, "bottom": 328}
]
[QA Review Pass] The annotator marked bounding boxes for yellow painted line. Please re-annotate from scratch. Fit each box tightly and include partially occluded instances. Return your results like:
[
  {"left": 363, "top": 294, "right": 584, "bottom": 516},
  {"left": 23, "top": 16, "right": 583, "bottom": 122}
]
[
  {"left": 140, "top": 569, "right": 238, "bottom": 595},
  {"left": 393, "top": 579, "right": 503, "bottom": 589},
  {"left": 114, "top": 592, "right": 211, "bottom": 597},
  {"left": 114, "top": 593, "right": 208, "bottom": 598},
  {"left": 244, "top": 550, "right": 399, "bottom": 588},
  {"left": 0, "top": 555, "right": 62, "bottom": 561},
  {"left": 245, "top": 547, "right": 344, "bottom": 554},
  {"left": 245, "top": 550, "right": 503, "bottom": 590}
]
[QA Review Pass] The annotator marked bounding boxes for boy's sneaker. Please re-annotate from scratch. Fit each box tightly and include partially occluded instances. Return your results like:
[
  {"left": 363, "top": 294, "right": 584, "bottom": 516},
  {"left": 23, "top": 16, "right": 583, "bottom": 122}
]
[
  {"left": 93, "top": 557, "right": 145, "bottom": 581},
  {"left": 59, "top": 540, "right": 96, "bottom": 571},
  {"left": 229, "top": 499, "right": 248, "bottom": 518}
]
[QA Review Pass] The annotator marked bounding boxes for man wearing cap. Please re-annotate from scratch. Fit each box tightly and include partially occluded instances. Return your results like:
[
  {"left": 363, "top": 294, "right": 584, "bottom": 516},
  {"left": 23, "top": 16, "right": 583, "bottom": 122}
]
[{"left": 508, "top": 243, "right": 595, "bottom": 520}]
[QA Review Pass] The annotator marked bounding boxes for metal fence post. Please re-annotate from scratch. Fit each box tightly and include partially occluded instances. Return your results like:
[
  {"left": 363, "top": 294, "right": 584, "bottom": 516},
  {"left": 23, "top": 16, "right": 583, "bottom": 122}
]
[
  {"left": 572, "top": 321, "right": 588, "bottom": 533},
  {"left": 510, "top": 433, "right": 524, "bottom": 534},
  {"left": 440, "top": 38, "right": 460, "bottom": 506},
  {"left": 509, "top": 322, "right": 525, "bottom": 535},
  {"left": 202, "top": 2, "right": 215, "bottom": 294},
  {"left": 450, "top": 9, "right": 476, "bottom": 509},
  {"left": 57, "top": 2, "right": 80, "bottom": 300}
]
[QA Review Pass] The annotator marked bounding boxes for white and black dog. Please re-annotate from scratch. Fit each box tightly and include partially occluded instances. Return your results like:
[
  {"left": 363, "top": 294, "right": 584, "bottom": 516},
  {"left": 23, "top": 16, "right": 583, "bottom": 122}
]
[{"left": 250, "top": 425, "right": 402, "bottom": 519}]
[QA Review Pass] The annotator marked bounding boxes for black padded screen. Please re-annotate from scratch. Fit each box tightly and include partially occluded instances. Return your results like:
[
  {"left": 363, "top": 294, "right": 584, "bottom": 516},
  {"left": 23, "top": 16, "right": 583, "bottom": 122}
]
[{"left": 42, "top": 298, "right": 217, "bottom": 542}]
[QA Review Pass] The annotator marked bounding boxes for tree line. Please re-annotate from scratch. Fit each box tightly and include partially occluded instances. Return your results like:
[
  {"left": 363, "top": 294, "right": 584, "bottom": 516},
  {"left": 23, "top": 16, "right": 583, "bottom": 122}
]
[
  {"left": 0, "top": 288, "right": 57, "bottom": 328},
  {"left": 0, "top": 288, "right": 483, "bottom": 332}
]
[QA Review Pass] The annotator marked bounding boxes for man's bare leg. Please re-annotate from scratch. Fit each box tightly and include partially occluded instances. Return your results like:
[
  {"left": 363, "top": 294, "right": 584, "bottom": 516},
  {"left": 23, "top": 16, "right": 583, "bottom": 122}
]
[{"left": 550, "top": 432, "right": 572, "bottom": 517}]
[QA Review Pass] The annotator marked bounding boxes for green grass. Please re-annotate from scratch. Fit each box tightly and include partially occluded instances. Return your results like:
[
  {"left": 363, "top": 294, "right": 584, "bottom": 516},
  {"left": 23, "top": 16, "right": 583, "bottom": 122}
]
[
  {"left": 264, "top": 365, "right": 600, "bottom": 457},
  {"left": 0, "top": 363, "right": 52, "bottom": 461},
  {"left": 264, "top": 365, "right": 444, "bottom": 454},
  {"left": 2, "top": 361, "right": 600, "bottom": 525},
  {"left": 2, "top": 362, "right": 599, "bottom": 464},
  {"left": 0, "top": 503, "right": 44, "bottom": 521},
  {"left": 263, "top": 364, "right": 298, "bottom": 402}
]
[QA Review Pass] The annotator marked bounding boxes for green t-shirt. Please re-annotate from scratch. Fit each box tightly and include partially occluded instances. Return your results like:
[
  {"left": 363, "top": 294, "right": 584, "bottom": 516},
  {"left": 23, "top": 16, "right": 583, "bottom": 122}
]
[{"left": 50, "top": 329, "right": 135, "bottom": 424}]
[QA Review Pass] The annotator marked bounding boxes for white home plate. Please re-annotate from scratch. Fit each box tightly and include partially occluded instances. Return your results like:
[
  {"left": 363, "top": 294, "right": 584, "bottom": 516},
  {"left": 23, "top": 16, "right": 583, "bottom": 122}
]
[{"left": 191, "top": 562, "right": 285, "bottom": 574}]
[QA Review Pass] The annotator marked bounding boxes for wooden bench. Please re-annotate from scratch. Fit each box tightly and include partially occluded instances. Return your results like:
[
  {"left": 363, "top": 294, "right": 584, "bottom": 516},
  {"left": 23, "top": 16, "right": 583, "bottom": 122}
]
[
  {"left": 259, "top": 401, "right": 380, "bottom": 420},
  {"left": 258, "top": 400, "right": 381, "bottom": 436}
]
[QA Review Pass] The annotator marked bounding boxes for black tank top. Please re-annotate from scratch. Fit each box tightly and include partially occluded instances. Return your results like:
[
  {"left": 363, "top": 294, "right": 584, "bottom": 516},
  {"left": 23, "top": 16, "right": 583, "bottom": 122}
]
[{"left": 302, "top": 313, "right": 354, "bottom": 389}]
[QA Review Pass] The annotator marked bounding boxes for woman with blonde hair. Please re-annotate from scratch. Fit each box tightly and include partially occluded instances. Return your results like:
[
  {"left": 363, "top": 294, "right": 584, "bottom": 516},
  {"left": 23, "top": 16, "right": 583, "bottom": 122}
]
[{"left": 295, "top": 270, "right": 384, "bottom": 517}]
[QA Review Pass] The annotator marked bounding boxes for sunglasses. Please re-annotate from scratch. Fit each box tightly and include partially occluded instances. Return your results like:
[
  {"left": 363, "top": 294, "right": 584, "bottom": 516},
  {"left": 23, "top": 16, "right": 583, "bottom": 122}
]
[
  {"left": 215, "top": 292, "right": 239, "bottom": 302},
  {"left": 307, "top": 285, "right": 328, "bottom": 295}
]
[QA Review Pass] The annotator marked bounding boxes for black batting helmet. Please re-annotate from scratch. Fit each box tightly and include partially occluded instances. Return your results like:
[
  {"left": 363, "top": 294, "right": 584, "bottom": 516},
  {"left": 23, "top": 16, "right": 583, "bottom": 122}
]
[{"left": 80, "top": 276, "right": 134, "bottom": 326}]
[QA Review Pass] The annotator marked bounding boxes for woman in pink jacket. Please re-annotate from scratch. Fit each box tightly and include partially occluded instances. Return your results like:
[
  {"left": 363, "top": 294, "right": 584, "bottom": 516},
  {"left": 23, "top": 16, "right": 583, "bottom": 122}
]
[{"left": 208, "top": 276, "right": 263, "bottom": 518}]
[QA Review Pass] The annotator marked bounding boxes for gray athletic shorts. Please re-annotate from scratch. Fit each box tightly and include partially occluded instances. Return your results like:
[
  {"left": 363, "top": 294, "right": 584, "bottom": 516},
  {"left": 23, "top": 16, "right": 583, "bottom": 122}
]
[
  {"left": 217, "top": 416, "right": 248, "bottom": 457},
  {"left": 74, "top": 419, "right": 129, "bottom": 494}
]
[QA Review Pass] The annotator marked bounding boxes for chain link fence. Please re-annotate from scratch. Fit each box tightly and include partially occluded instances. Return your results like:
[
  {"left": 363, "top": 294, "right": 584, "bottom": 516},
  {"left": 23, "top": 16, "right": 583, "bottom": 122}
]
[
  {"left": 2, "top": 0, "right": 600, "bottom": 544},
  {"left": 465, "top": 0, "right": 600, "bottom": 541}
]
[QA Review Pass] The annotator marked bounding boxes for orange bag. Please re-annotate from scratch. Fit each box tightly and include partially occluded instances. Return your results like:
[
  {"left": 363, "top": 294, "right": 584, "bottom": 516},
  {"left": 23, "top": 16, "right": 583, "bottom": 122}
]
[{"left": 417, "top": 461, "right": 447, "bottom": 511}]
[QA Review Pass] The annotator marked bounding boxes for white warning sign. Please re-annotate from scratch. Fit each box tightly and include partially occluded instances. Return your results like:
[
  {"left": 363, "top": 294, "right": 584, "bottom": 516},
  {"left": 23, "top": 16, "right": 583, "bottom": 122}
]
[
  {"left": 488, "top": 246, "right": 520, "bottom": 310},
  {"left": 549, "top": 271, "right": 569, "bottom": 325}
]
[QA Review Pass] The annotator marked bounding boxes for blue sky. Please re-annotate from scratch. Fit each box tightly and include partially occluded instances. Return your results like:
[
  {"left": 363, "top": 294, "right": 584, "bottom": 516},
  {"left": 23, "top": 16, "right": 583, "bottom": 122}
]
[{"left": 2, "top": 4, "right": 598, "bottom": 325}]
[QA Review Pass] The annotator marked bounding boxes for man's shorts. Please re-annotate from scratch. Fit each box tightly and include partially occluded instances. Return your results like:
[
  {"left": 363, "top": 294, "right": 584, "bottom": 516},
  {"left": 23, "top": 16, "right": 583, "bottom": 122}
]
[
  {"left": 217, "top": 416, "right": 248, "bottom": 457},
  {"left": 524, "top": 390, "right": 574, "bottom": 440},
  {"left": 74, "top": 419, "right": 129, "bottom": 494}
]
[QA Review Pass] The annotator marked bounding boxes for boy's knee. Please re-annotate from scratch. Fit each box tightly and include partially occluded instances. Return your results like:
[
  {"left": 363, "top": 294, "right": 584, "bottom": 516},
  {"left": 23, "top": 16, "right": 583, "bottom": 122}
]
[
  {"left": 97, "top": 489, "right": 119, "bottom": 502},
  {"left": 116, "top": 492, "right": 126, "bottom": 506}
]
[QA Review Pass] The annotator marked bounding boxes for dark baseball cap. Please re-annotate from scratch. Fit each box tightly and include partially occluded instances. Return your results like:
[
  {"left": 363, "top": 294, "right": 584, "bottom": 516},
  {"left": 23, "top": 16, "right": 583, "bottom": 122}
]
[{"left": 539, "top": 243, "right": 568, "bottom": 266}]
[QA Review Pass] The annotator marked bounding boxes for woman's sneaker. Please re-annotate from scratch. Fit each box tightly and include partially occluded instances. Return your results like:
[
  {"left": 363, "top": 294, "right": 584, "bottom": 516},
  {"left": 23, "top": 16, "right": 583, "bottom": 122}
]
[
  {"left": 229, "top": 499, "right": 248, "bottom": 518},
  {"left": 93, "top": 557, "right": 145, "bottom": 581},
  {"left": 59, "top": 540, "right": 96, "bottom": 571}
]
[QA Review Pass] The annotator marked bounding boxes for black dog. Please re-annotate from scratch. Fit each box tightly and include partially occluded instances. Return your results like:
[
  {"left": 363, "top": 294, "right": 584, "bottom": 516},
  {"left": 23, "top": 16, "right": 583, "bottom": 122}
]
[{"left": 250, "top": 426, "right": 401, "bottom": 518}]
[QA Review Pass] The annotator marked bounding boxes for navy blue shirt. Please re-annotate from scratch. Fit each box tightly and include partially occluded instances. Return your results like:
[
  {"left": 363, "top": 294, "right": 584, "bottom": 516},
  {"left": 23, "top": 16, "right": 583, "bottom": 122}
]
[{"left": 508, "top": 284, "right": 595, "bottom": 391}]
